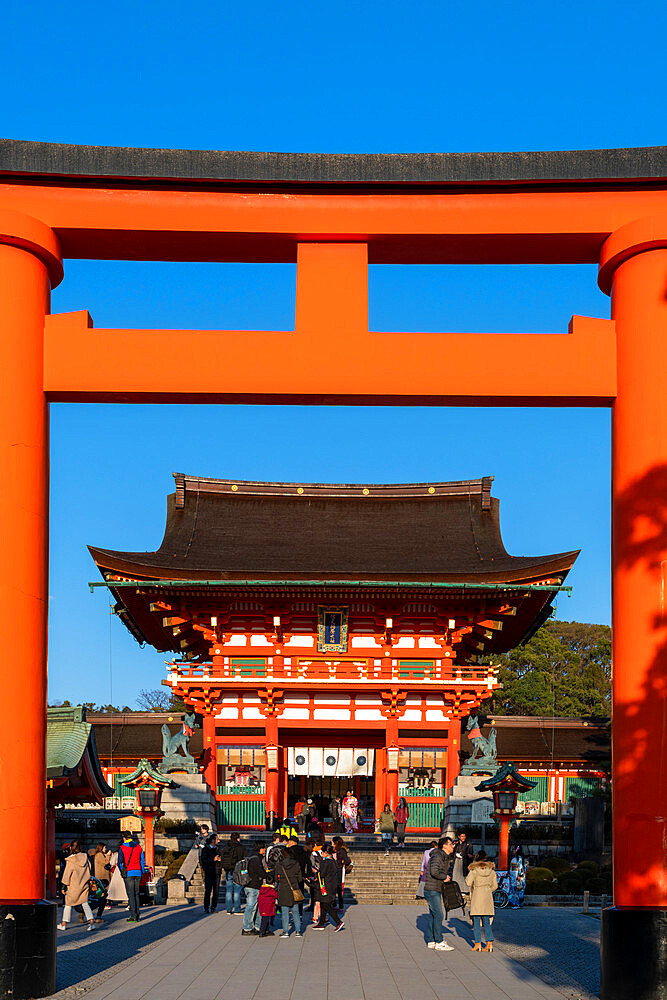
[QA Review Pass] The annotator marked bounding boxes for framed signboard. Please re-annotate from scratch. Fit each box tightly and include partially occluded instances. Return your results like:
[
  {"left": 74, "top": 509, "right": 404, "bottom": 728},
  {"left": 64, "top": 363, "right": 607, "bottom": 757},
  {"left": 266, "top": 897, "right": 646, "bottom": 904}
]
[{"left": 317, "top": 606, "right": 349, "bottom": 653}]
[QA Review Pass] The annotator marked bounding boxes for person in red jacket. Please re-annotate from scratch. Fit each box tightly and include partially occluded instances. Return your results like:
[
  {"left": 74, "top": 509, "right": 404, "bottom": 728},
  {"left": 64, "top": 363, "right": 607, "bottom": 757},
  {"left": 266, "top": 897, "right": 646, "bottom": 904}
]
[
  {"left": 257, "top": 879, "right": 278, "bottom": 937},
  {"left": 395, "top": 797, "right": 410, "bottom": 849}
]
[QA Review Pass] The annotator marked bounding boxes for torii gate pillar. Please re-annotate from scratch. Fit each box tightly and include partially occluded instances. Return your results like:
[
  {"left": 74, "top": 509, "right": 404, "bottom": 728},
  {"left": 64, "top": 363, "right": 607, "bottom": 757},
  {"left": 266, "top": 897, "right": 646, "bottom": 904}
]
[
  {"left": 0, "top": 211, "right": 61, "bottom": 998},
  {"left": 599, "top": 220, "right": 667, "bottom": 1000}
]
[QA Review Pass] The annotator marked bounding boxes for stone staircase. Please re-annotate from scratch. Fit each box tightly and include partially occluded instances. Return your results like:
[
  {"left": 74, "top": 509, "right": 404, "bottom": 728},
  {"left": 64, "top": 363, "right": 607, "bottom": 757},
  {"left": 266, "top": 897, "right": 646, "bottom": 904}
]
[
  {"left": 185, "top": 864, "right": 207, "bottom": 904},
  {"left": 185, "top": 842, "right": 429, "bottom": 906},
  {"left": 343, "top": 846, "right": 426, "bottom": 905}
]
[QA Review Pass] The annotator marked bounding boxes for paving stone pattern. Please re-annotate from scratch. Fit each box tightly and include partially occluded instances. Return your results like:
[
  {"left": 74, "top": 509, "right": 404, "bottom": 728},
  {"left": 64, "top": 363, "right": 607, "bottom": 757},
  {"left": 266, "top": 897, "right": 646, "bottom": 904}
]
[{"left": 51, "top": 903, "right": 600, "bottom": 1000}]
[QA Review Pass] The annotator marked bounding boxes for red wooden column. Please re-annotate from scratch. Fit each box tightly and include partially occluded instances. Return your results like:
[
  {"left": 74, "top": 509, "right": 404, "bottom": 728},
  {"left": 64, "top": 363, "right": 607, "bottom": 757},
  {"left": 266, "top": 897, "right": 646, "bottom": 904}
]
[
  {"left": 599, "top": 218, "right": 667, "bottom": 1000},
  {"left": 202, "top": 714, "right": 217, "bottom": 798},
  {"left": 374, "top": 747, "right": 387, "bottom": 823},
  {"left": 385, "top": 719, "right": 400, "bottom": 812},
  {"left": 264, "top": 717, "right": 280, "bottom": 830},
  {"left": 446, "top": 716, "right": 461, "bottom": 790},
  {"left": 0, "top": 210, "right": 61, "bottom": 998}
]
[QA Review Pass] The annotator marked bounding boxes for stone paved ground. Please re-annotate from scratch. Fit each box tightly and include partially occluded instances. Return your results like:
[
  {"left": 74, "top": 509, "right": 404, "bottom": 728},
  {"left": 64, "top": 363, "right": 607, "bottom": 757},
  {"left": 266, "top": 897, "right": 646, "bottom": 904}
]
[{"left": 51, "top": 903, "right": 600, "bottom": 1000}]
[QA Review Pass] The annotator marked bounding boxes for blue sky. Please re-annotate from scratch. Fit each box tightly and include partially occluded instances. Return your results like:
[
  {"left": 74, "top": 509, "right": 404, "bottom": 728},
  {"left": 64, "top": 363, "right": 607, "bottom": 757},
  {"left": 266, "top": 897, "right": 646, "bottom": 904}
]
[{"left": 4, "top": 0, "right": 664, "bottom": 706}]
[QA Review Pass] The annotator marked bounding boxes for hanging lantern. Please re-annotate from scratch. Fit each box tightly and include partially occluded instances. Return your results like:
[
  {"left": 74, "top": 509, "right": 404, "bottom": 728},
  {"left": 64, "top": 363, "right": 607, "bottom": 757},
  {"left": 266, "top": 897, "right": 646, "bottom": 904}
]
[{"left": 386, "top": 744, "right": 401, "bottom": 771}]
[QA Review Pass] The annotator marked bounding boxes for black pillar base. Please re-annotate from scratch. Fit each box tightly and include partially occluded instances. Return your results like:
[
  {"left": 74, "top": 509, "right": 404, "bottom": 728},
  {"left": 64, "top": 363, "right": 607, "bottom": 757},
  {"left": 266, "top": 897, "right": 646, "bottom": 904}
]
[
  {"left": 601, "top": 906, "right": 667, "bottom": 1000},
  {"left": 0, "top": 900, "right": 56, "bottom": 999}
]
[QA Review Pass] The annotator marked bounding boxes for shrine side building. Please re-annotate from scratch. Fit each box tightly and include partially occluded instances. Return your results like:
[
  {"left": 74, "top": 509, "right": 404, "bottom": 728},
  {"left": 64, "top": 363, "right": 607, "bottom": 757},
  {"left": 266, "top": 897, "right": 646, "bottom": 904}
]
[{"left": 90, "top": 474, "right": 580, "bottom": 831}]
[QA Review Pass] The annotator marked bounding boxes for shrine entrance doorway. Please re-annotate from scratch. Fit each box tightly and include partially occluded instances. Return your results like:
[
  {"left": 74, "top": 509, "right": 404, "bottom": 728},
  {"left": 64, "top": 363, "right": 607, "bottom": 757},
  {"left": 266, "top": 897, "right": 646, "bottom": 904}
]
[{"left": 287, "top": 775, "right": 376, "bottom": 829}]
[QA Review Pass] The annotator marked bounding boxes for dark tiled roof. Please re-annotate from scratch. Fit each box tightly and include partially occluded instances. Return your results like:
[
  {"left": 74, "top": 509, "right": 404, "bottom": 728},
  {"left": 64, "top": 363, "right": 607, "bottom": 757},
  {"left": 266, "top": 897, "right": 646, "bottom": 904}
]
[
  {"left": 90, "top": 716, "right": 204, "bottom": 761},
  {"left": 481, "top": 719, "right": 610, "bottom": 766},
  {"left": 90, "top": 474, "right": 577, "bottom": 585},
  {"left": 90, "top": 714, "right": 608, "bottom": 769}
]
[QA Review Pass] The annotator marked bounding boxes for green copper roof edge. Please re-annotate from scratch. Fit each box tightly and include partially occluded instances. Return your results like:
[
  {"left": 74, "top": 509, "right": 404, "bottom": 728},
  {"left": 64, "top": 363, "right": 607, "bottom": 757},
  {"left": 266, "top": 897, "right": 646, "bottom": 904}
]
[
  {"left": 475, "top": 760, "right": 539, "bottom": 791},
  {"left": 121, "top": 757, "right": 177, "bottom": 787},
  {"left": 90, "top": 578, "right": 571, "bottom": 594}
]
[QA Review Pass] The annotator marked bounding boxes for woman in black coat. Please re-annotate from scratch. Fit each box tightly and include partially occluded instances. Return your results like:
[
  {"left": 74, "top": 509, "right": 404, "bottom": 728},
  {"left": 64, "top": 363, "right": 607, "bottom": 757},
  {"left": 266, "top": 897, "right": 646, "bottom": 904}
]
[
  {"left": 314, "top": 844, "right": 344, "bottom": 931},
  {"left": 332, "top": 836, "right": 351, "bottom": 911},
  {"left": 275, "top": 849, "right": 303, "bottom": 937}
]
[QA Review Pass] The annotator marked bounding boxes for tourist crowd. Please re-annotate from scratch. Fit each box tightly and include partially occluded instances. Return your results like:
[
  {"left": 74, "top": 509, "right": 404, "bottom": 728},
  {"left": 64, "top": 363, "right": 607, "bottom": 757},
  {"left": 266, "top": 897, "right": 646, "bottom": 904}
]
[
  {"left": 200, "top": 825, "right": 351, "bottom": 935},
  {"left": 56, "top": 818, "right": 518, "bottom": 952}
]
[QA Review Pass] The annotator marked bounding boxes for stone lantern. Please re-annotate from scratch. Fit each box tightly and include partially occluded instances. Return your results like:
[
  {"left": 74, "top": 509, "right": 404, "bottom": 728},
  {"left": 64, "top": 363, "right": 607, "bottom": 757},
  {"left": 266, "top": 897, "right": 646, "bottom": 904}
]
[
  {"left": 122, "top": 759, "right": 177, "bottom": 874},
  {"left": 475, "top": 762, "right": 537, "bottom": 870}
]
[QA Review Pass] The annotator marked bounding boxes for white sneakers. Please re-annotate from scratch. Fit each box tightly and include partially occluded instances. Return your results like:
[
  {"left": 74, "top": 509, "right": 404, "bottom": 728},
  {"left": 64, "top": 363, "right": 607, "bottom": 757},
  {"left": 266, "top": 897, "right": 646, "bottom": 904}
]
[
  {"left": 435, "top": 941, "right": 454, "bottom": 951},
  {"left": 427, "top": 941, "right": 436, "bottom": 949}
]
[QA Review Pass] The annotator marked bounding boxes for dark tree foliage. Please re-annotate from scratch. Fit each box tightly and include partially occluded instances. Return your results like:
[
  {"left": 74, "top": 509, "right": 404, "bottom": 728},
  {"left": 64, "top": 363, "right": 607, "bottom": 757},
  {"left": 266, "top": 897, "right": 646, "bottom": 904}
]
[
  {"left": 136, "top": 688, "right": 186, "bottom": 712},
  {"left": 484, "top": 620, "right": 611, "bottom": 718}
]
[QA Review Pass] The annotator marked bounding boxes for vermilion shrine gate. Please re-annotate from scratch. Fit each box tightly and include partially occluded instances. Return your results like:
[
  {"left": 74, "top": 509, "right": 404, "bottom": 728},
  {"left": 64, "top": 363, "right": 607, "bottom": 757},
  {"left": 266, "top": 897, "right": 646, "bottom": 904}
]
[{"left": 0, "top": 140, "right": 666, "bottom": 1000}]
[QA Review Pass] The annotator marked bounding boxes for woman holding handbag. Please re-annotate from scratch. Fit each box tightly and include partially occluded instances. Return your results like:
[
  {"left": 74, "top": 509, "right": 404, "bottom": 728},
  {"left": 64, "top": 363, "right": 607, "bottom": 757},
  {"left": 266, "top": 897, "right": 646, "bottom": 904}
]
[
  {"left": 313, "top": 844, "right": 345, "bottom": 932},
  {"left": 276, "top": 846, "right": 304, "bottom": 938}
]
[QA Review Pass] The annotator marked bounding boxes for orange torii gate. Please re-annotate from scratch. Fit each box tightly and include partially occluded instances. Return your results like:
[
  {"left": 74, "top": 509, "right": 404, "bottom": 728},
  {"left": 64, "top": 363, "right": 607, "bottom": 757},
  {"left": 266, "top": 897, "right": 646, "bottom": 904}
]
[{"left": 0, "top": 141, "right": 665, "bottom": 999}]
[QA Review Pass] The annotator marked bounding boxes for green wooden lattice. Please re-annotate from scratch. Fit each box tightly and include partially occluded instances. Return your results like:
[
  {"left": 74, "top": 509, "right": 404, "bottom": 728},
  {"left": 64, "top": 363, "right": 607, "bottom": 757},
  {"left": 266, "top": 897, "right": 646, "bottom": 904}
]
[
  {"left": 230, "top": 658, "right": 267, "bottom": 677},
  {"left": 517, "top": 776, "right": 548, "bottom": 803},
  {"left": 217, "top": 783, "right": 266, "bottom": 827},
  {"left": 565, "top": 776, "right": 600, "bottom": 799}
]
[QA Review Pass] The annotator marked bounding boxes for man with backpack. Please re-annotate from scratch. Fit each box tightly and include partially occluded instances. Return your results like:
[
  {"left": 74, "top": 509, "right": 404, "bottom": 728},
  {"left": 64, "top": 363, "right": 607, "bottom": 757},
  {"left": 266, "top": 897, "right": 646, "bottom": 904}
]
[
  {"left": 238, "top": 841, "right": 267, "bottom": 935},
  {"left": 117, "top": 831, "right": 146, "bottom": 923},
  {"left": 423, "top": 836, "right": 455, "bottom": 951},
  {"left": 265, "top": 831, "right": 285, "bottom": 870},
  {"left": 221, "top": 832, "right": 245, "bottom": 914}
]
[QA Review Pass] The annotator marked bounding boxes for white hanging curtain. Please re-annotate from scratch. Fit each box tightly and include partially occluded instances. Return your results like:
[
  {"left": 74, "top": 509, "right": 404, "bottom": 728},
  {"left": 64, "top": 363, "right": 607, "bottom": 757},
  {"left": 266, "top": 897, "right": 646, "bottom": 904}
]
[
  {"left": 352, "top": 749, "right": 374, "bottom": 776},
  {"left": 335, "top": 748, "right": 354, "bottom": 776},
  {"left": 288, "top": 747, "right": 310, "bottom": 776},
  {"left": 308, "top": 747, "right": 324, "bottom": 776},
  {"left": 323, "top": 749, "right": 339, "bottom": 776}
]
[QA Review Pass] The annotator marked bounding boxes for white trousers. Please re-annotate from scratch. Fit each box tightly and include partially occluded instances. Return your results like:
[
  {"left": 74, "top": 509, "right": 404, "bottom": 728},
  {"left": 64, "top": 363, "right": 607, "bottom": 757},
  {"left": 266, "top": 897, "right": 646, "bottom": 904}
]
[{"left": 62, "top": 902, "right": 93, "bottom": 922}]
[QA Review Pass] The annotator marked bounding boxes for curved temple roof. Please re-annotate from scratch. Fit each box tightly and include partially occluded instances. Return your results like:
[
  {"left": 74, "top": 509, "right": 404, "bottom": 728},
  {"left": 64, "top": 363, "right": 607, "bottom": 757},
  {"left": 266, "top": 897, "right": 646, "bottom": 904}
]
[
  {"left": 90, "top": 473, "right": 578, "bottom": 586},
  {"left": 1, "top": 139, "right": 667, "bottom": 187}
]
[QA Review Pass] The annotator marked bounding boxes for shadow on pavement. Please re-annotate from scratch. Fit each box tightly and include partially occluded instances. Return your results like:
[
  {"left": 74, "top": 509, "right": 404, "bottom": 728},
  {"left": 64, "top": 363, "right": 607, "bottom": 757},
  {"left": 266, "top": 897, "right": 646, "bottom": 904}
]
[
  {"left": 415, "top": 911, "right": 458, "bottom": 945},
  {"left": 451, "top": 910, "right": 601, "bottom": 999},
  {"left": 56, "top": 904, "right": 204, "bottom": 991}
]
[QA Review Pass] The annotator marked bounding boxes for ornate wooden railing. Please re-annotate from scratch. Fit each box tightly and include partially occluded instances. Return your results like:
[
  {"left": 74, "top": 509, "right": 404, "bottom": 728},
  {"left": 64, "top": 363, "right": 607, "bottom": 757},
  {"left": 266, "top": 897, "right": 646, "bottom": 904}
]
[{"left": 173, "top": 658, "right": 496, "bottom": 685}]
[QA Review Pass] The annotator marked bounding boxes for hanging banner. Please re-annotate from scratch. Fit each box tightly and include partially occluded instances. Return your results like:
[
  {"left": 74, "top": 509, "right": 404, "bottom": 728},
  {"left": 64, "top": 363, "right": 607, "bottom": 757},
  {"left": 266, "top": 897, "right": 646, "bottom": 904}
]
[
  {"left": 352, "top": 749, "right": 374, "bottom": 776},
  {"left": 335, "top": 748, "right": 354, "bottom": 776},
  {"left": 317, "top": 606, "right": 349, "bottom": 653},
  {"left": 323, "top": 749, "right": 339, "bottom": 776},
  {"left": 287, "top": 747, "right": 374, "bottom": 777},
  {"left": 288, "top": 748, "right": 309, "bottom": 776},
  {"left": 309, "top": 747, "right": 324, "bottom": 776}
]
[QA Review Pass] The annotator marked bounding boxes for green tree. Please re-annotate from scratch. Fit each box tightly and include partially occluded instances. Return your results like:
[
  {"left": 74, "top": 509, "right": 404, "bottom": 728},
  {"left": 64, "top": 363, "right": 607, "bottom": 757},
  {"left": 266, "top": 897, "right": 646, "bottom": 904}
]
[{"left": 485, "top": 620, "right": 611, "bottom": 718}]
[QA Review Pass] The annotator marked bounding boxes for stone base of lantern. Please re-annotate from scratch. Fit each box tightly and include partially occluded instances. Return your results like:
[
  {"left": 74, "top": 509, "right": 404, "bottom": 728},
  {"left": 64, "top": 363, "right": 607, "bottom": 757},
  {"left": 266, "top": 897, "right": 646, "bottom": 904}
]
[{"left": 441, "top": 775, "right": 493, "bottom": 837}]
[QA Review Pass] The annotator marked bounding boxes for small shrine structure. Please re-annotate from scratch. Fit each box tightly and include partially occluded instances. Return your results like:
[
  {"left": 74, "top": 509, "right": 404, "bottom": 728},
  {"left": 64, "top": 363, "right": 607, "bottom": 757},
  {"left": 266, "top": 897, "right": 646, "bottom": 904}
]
[{"left": 90, "top": 473, "right": 576, "bottom": 832}]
